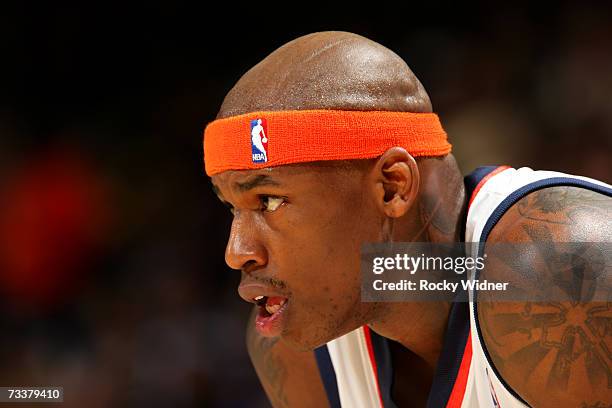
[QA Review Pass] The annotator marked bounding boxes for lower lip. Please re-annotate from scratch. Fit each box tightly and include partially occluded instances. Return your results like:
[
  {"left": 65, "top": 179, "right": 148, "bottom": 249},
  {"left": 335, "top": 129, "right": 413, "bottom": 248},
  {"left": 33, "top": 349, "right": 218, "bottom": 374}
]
[{"left": 255, "top": 301, "right": 289, "bottom": 337}]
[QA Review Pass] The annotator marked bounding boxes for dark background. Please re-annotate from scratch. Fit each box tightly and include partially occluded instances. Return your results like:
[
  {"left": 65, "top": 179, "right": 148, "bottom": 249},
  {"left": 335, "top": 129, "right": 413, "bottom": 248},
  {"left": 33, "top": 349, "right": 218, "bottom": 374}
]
[{"left": 0, "top": 2, "right": 610, "bottom": 407}]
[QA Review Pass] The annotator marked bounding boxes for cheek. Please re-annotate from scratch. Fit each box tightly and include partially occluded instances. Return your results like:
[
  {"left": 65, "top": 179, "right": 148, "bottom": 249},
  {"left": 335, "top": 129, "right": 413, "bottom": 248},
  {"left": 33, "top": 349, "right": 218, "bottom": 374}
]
[
  {"left": 285, "top": 226, "right": 363, "bottom": 297},
  {"left": 281, "top": 238, "right": 373, "bottom": 348},
  {"left": 273, "top": 197, "right": 381, "bottom": 347},
  {"left": 284, "top": 279, "right": 371, "bottom": 350}
]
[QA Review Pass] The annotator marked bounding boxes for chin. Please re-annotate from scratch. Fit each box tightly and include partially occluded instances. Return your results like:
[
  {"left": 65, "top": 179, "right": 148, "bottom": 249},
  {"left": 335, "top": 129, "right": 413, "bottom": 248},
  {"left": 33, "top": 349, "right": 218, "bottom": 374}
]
[
  {"left": 281, "top": 319, "right": 363, "bottom": 352},
  {"left": 280, "top": 329, "right": 326, "bottom": 352},
  {"left": 280, "top": 322, "right": 341, "bottom": 352}
]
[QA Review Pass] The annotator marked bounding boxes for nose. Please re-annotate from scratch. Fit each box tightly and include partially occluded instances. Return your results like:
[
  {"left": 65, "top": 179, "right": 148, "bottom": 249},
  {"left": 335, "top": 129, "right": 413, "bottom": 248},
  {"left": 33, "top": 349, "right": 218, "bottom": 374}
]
[{"left": 224, "top": 212, "right": 267, "bottom": 272}]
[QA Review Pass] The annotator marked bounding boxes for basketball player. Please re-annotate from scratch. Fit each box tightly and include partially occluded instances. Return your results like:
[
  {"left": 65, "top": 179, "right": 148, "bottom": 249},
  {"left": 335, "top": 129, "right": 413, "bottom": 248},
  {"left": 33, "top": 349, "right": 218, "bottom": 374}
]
[{"left": 203, "top": 32, "right": 612, "bottom": 407}]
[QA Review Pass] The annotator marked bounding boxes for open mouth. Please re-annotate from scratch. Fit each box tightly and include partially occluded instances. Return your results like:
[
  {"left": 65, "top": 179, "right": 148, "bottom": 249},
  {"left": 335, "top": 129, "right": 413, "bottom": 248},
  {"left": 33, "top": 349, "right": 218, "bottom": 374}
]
[
  {"left": 255, "top": 295, "right": 287, "bottom": 315},
  {"left": 253, "top": 295, "right": 289, "bottom": 337}
]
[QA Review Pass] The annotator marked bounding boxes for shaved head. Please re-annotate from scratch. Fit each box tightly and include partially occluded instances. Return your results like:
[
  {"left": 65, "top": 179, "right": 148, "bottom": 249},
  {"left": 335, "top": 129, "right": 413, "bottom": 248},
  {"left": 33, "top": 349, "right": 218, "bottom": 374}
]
[
  {"left": 217, "top": 31, "right": 432, "bottom": 118},
  {"left": 211, "top": 31, "right": 466, "bottom": 352}
]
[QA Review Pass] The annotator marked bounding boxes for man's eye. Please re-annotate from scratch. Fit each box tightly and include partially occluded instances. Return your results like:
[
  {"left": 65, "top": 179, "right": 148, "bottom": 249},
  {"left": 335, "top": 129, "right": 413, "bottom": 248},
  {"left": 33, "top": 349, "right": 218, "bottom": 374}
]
[{"left": 260, "top": 196, "right": 285, "bottom": 212}]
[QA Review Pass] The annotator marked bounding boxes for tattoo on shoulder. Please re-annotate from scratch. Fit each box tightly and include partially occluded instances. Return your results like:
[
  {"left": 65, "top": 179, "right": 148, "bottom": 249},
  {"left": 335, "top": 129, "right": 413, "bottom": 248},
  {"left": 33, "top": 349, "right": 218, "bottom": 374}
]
[
  {"left": 481, "top": 299, "right": 612, "bottom": 388},
  {"left": 516, "top": 186, "right": 611, "bottom": 225},
  {"left": 478, "top": 186, "right": 612, "bottom": 403},
  {"left": 479, "top": 238, "right": 612, "bottom": 396}
]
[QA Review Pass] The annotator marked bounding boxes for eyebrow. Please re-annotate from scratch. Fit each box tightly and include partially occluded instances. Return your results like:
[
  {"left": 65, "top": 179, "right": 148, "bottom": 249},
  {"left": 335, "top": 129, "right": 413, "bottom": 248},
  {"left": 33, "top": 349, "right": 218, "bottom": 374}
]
[{"left": 234, "top": 174, "right": 281, "bottom": 192}]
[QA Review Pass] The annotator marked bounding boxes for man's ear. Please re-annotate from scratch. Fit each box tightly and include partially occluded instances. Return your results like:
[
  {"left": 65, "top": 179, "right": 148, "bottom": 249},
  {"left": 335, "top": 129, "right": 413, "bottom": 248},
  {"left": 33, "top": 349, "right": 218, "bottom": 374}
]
[{"left": 370, "top": 147, "right": 419, "bottom": 218}]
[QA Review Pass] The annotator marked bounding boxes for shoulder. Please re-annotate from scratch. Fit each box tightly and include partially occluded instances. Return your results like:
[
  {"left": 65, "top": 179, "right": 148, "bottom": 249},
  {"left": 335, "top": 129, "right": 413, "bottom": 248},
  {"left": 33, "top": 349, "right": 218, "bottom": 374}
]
[{"left": 477, "top": 186, "right": 612, "bottom": 407}]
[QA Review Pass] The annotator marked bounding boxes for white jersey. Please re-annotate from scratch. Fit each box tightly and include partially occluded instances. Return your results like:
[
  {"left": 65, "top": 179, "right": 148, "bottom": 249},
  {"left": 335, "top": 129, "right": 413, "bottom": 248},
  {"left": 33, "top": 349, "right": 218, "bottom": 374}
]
[{"left": 314, "top": 166, "right": 612, "bottom": 408}]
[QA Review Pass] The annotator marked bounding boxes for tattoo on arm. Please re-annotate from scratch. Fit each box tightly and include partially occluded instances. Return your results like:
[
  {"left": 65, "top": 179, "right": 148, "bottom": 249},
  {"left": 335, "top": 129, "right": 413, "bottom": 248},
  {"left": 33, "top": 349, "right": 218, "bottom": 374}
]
[
  {"left": 479, "top": 187, "right": 612, "bottom": 405},
  {"left": 247, "top": 314, "right": 289, "bottom": 407}
]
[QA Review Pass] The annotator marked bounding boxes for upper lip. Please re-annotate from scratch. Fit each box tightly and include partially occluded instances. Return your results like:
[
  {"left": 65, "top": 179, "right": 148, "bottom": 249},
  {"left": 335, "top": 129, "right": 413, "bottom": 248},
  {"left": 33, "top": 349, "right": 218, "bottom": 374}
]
[{"left": 238, "top": 281, "right": 288, "bottom": 304}]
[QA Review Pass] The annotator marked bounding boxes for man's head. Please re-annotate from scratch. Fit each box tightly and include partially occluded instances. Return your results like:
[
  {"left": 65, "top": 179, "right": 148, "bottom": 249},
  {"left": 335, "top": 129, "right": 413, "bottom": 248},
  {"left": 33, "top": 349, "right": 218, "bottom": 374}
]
[
  {"left": 216, "top": 31, "right": 432, "bottom": 118},
  {"left": 208, "top": 32, "right": 462, "bottom": 350}
]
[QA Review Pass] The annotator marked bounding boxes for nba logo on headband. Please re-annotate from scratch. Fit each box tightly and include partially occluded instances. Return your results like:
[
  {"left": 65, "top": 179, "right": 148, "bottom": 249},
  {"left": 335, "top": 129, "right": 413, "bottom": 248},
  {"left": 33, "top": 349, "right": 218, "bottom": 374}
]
[
  {"left": 250, "top": 118, "right": 268, "bottom": 163},
  {"left": 204, "top": 110, "right": 451, "bottom": 176}
]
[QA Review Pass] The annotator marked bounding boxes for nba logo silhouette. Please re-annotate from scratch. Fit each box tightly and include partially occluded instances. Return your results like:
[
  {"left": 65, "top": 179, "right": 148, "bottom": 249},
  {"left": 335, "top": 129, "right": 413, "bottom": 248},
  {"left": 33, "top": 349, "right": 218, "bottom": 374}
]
[{"left": 250, "top": 118, "right": 268, "bottom": 163}]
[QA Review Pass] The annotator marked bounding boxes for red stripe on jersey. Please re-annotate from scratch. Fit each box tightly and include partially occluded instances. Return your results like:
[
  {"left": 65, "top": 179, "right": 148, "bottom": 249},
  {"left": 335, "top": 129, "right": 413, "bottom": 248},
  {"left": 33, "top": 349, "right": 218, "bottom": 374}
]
[
  {"left": 363, "top": 326, "right": 384, "bottom": 408},
  {"left": 468, "top": 166, "right": 511, "bottom": 209},
  {"left": 446, "top": 333, "right": 473, "bottom": 408}
]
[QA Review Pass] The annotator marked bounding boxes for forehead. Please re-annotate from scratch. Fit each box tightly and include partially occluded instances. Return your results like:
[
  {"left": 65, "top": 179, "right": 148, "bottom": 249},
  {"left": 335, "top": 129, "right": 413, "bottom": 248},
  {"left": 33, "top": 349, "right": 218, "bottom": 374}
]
[
  {"left": 211, "top": 163, "right": 359, "bottom": 195},
  {"left": 212, "top": 166, "right": 300, "bottom": 186}
]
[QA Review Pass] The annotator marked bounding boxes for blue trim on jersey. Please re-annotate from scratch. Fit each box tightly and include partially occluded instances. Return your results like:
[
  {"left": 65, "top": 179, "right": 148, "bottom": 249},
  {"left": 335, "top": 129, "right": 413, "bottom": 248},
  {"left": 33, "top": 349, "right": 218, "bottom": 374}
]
[
  {"left": 473, "top": 177, "right": 612, "bottom": 408},
  {"left": 464, "top": 166, "right": 500, "bottom": 196},
  {"left": 370, "top": 330, "right": 397, "bottom": 408},
  {"left": 426, "top": 301, "right": 471, "bottom": 408},
  {"left": 314, "top": 345, "right": 342, "bottom": 408},
  {"left": 461, "top": 166, "right": 503, "bottom": 243},
  {"left": 314, "top": 332, "right": 396, "bottom": 408}
]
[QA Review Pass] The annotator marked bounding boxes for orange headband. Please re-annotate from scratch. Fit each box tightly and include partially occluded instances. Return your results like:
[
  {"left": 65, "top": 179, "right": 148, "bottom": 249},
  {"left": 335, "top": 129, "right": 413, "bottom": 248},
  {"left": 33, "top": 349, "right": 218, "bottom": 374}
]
[{"left": 203, "top": 109, "right": 451, "bottom": 176}]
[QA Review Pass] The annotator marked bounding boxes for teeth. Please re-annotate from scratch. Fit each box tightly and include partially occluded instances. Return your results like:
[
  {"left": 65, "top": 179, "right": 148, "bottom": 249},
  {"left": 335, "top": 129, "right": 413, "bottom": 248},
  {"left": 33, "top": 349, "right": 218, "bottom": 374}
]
[
  {"left": 254, "top": 295, "right": 264, "bottom": 301},
  {"left": 265, "top": 298, "right": 287, "bottom": 315},
  {"left": 266, "top": 304, "right": 281, "bottom": 315}
]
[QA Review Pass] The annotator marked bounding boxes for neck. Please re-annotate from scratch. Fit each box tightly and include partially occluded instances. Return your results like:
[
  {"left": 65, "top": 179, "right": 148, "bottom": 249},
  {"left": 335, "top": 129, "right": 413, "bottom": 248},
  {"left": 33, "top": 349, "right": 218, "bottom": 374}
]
[
  {"left": 369, "top": 302, "right": 452, "bottom": 368},
  {"left": 413, "top": 155, "right": 467, "bottom": 244},
  {"left": 368, "top": 155, "right": 466, "bottom": 368}
]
